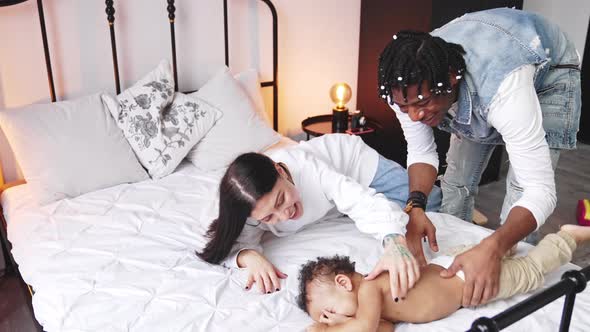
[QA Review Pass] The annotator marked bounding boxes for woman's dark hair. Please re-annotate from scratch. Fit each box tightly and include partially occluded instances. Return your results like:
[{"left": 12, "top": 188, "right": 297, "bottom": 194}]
[
  {"left": 377, "top": 30, "right": 467, "bottom": 104},
  {"left": 297, "top": 255, "right": 356, "bottom": 314},
  {"left": 197, "top": 152, "right": 279, "bottom": 264}
]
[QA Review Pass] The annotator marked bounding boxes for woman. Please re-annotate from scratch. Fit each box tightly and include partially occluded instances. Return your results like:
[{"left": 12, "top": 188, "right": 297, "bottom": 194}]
[{"left": 198, "top": 134, "right": 441, "bottom": 301}]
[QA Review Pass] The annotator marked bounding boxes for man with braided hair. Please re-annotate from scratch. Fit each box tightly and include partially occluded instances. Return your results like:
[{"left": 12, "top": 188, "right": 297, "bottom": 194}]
[{"left": 373, "top": 8, "right": 581, "bottom": 308}]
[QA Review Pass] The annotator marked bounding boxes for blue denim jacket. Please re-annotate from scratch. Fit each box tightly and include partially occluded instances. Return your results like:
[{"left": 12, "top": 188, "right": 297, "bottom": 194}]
[{"left": 432, "top": 8, "right": 581, "bottom": 149}]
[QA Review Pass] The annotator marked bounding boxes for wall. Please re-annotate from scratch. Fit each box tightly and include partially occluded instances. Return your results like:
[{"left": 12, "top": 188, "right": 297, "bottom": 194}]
[
  {"left": 524, "top": 0, "right": 589, "bottom": 59},
  {"left": 0, "top": 0, "right": 361, "bottom": 182}
]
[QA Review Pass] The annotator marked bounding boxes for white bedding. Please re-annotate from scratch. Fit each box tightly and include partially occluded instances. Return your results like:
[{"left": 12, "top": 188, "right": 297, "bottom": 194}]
[{"left": 3, "top": 161, "right": 590, "bottom": 332}]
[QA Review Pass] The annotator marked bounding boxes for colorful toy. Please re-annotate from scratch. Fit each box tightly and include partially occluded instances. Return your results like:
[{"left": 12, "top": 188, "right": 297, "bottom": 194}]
[{"left": 577, "top": 199, "right": 590, "bottom": 226}]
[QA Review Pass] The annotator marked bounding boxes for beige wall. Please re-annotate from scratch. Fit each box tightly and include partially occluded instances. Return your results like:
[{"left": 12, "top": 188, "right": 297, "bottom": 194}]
[
  {"left": 0, "top": 0, "right": 362, "bottom": 182},
  {"left": 524, "top": 0, "right": 589, "bottom": 59}
]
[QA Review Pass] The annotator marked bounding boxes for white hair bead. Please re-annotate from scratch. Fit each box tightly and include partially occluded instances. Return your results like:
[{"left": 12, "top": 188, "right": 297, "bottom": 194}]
[
  {"left": 393, "top": 35, "right": 398, "bottom": 40},
  {"left": 437, "top": 82, "right": 443, "bottom": 87},
  {"left": 397, "top": 76, "right": 403, "bottom": 81},
  {"left": 380, "top": 85, "right": 385, "bottom": 90},
  {"left": 418, "top": 94, "right": 424, "bottom": 100}
]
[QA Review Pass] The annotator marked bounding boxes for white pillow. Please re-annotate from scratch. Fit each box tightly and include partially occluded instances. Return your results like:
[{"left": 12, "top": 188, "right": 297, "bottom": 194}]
[
  {"left": 0, "top": 93, "right": 149, "bottom": 205},
  {"left": 103, "top": 60, "right": 221, "bottom": 179},
  {"left": 187, "top": 67, "right": 280, "bottom": 171},
  {"left": 235, "top": 69, "right": 271, "bottom": 125}
]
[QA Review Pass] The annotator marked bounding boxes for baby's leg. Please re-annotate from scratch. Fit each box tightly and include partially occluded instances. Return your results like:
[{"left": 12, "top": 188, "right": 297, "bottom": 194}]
[{"left": 494, "top": 229, "right": 577, "bottom": 300}]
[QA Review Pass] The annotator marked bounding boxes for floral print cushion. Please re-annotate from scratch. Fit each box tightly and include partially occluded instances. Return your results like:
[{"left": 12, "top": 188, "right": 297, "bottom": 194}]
[{"left": 102, "top": 60, "right": 221, "bottom": 179}]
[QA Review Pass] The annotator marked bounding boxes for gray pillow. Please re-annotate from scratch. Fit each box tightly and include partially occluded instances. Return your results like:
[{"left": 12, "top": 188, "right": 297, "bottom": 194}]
[{"left": 0, "top": 93, "right": 148, "bottom": 205}]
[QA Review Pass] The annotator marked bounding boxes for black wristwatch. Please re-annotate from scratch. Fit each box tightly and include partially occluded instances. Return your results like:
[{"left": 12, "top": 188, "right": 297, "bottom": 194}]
[{"left": 404, "top": 191, "right": 428, "bottom": 213}]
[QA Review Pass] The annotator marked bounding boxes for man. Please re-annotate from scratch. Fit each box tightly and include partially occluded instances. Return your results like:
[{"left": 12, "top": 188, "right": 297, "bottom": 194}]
[{"left": 376, "top": 8, "right": 581, "bottom": 308}]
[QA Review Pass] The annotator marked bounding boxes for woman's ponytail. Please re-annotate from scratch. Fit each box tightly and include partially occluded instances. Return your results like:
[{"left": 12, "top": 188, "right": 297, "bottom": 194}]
[{"left": 197, "top": 153, "right": 279, "bottom": 264}]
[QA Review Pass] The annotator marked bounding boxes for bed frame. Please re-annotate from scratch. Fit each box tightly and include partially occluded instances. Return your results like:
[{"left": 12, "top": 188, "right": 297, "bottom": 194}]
[{"left": 0, "top": 1, "right": 588, "bottom": 331}]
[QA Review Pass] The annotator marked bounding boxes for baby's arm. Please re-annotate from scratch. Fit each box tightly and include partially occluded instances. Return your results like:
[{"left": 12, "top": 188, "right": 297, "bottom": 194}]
[
  {"left": 309, "top": 282, "right": 384, "bottom": 332},
  {"left": 377, "top": 320, "right": 395, "bottom": 332}
]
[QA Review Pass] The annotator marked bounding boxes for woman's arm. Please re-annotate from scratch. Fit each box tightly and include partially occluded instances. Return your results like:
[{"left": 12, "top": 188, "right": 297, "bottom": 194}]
[
  {"left": 305, "top": 151, "right": 419, "bottom": 300},
  {"left": 220, "top": 225, "right": 265, "bottom": 268}
]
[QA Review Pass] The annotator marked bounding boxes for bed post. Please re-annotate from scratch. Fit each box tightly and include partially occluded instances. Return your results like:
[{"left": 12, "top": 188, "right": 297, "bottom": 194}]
[
  {"left": 260, "top": 0, "right": 278, "bottom": 132},
  {"left": 167, "top": 0, "right": 179, "bottom": 92},
  {"left": 467, "top": 266, "right": 590, "bottom": 332},
  {"left": 224, "top": 0, "right": 279, "bottom": 132},
  {"left": 36, "top": 0, "right": 56, "bottom": 102},
  {"left": 105, "top": 0, "right": 121, "bottom": 94}
]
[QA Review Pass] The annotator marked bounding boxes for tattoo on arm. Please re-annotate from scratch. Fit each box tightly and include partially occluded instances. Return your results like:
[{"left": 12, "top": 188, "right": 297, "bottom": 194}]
[{"left": 382, "top": 234, "right": 412, "bottom": 258}]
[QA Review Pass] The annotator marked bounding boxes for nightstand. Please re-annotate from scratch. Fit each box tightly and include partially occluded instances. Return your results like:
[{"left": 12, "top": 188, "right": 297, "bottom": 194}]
[{"left": 301, "top": 114, "right": 381, "bottom": 140}]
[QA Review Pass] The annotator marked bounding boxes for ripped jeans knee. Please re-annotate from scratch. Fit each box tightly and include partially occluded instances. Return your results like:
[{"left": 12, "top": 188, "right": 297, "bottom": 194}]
[{"left": 440, "top": 178, "right": 475, "bottom": 222}]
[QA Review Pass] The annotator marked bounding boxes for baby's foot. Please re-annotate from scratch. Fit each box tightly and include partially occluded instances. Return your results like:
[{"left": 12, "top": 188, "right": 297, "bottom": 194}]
[{"left": 561, "top": 224, "right": 590, "bottom": 245}]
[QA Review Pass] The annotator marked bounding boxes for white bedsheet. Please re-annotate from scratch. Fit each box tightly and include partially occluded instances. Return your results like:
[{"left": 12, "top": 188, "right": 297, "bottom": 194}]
[{"left": 3, "top": 161, "right": 590, "bottom": 331}]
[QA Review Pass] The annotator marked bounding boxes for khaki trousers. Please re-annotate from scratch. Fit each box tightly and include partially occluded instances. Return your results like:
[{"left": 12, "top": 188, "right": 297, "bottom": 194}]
[{"left": 495, "top": 230, "right": 576, "bottom": 299}]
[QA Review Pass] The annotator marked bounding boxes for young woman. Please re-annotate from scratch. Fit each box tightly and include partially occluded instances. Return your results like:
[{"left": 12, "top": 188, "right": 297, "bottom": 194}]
[{"left": 197, "top": 134, "right": 441, "bottom": 302}]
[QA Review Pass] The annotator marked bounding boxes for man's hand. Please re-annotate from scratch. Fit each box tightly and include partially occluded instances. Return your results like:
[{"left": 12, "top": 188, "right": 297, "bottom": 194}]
[
  {"left": 365, "top": 234, "right": 420, "bottom": 300},
  {"left": 440, "top": 238, "right": 503, "bottom": 306},
  {"left": 405, "top": 209, "right": 438, "bottom": 266}
]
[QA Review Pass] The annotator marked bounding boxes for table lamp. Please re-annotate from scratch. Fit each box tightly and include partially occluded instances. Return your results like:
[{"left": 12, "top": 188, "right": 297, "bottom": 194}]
[{"left": 329, "top": 82, "right": 351, "bottom": 133}]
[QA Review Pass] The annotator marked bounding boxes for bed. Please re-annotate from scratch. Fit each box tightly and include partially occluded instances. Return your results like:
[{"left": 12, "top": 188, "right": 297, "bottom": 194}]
[
  {"left": 2, "top": 169, "right": 590, "bottom": 331},
  {"left": 1, "top": 1, "right": 590, "bottom": 331}
]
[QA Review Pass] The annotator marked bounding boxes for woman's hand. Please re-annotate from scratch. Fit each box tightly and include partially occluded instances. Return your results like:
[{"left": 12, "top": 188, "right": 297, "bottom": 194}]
[
  {"left": 237, "top": 249, "right": 288, "bottom": 294},
  {"left": 365, "top": 234, "right": 420, "bottom": 300},
  {"left": 319, "top": 310, "right": 352, "bottom": 326},
  {"left": 405, "top": 209, "right": 439, "bottom": 266}
]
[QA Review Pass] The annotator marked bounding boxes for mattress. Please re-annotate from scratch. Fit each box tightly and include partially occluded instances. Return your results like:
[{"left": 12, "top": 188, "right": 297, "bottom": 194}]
[{"left": 3, "top": 161, "right": 590, "bottom": 332}]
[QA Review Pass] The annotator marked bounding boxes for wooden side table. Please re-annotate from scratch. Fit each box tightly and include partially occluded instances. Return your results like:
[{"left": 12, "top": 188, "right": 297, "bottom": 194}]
[{"left": 301, "top": 114, "right": 381, "bottom": 140}]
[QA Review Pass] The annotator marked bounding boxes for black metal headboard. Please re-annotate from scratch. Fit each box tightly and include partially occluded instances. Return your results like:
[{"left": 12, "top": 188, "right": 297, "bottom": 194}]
[
  {"left": 10, "top": 0, "right": 279, "bottom": 129},
  {"left": 103, "top": 0, "right": 279, "bottom": 131}
]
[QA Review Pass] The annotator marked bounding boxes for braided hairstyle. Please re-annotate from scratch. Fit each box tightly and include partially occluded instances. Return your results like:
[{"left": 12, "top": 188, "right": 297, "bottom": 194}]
[{"left": 378, "top": 30, "right": 467, "bottom": 104}]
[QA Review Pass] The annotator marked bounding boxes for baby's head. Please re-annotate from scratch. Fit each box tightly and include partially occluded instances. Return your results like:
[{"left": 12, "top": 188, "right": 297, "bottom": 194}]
[{"left": 297, "top": 255, "right": 361, "bottom": 322}]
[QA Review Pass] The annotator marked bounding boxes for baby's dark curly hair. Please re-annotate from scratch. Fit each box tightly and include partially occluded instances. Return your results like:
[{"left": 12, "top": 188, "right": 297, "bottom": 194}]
[{"left": 297, "top": 255, "right": 357, "bottom": 314}]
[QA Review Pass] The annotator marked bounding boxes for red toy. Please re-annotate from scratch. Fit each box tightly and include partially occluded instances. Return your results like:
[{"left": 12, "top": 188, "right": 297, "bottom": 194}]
[{"left": 577, "top": 199, "right": 590, "bottom": 226}]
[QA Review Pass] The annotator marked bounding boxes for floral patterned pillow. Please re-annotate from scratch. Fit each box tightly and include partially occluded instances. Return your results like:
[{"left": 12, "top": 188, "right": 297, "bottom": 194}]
[{"left": 102, "top": 60, "right": 221, "bottom": 179}]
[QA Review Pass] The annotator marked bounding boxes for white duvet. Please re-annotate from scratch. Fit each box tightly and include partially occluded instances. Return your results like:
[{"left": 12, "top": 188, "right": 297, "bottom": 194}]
[{"left": 3, "top": 161, "right": 590, "bottom": 331}]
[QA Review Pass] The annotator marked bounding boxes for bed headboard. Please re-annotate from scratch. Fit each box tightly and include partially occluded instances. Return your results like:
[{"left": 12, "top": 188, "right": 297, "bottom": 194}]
[{"left": 38, "top": 0, "right": 279, "bottom": 131}]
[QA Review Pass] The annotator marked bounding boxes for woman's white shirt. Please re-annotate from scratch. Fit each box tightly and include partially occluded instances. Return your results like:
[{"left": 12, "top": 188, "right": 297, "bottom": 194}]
[{"left": 222, "top": 134, "right": 408, "bottom": 268}]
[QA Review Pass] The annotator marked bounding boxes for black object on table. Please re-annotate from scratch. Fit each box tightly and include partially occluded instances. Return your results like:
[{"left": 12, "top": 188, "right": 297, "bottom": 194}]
[{"left": 301, "top": 114, "right": 381, "bottom": 140}]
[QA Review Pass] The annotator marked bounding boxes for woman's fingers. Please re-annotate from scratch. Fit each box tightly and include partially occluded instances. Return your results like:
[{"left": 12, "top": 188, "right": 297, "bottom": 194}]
[
  {"left": 398, "top": 265, "right": 408, "bottom": 298},
  {"left": 261, "top": 273, "right": 273, "bottom": 294},
  {"left": 245, "top": 274, "right": 255, "bottom": 290},
  {"left": 389, "top": 271, "right": 400, "bottom": 300},
  {"left": 364, "top": 264, "right": 385, "bottom": 281},
  {"left": 269, "top": 270, "right": 281, "bottom": 291},
  {"left": 255, "top": 274, "right": 265, "bottom": 294},
  {"left": 407, "top": 260, "right": 417, "bottom": 290},
  {"left": 274, "top": 267, "right": 288, "bottom": 279}
]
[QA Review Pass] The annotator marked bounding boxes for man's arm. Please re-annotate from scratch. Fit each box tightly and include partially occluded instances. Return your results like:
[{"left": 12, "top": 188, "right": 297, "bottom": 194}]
[
  {"left": 408, "top": 163, "right": 437, "bottom": 196},
  {"left": 441, "top": 65, "right": 556, "bottom": 307},
  {"left": 485, "top": 64, "right": 556, "bottom": 252},
  {"left": 405, "top": 163, "right": 440, "bottom": 265},
  {"left": 389, "top": 102, "right": 441, "bottom": 265}
]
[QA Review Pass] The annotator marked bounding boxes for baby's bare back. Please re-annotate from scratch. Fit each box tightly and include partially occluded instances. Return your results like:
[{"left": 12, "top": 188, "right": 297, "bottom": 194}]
[{"left": 380, "top": 264, "right": 464, "bottom": 324}]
